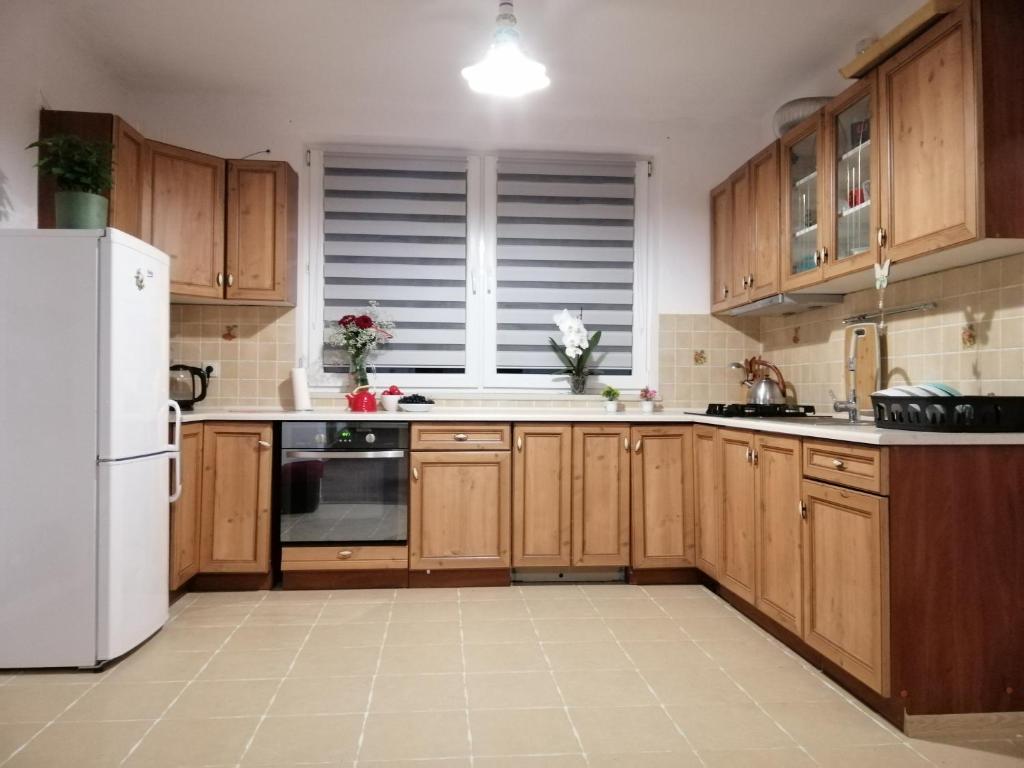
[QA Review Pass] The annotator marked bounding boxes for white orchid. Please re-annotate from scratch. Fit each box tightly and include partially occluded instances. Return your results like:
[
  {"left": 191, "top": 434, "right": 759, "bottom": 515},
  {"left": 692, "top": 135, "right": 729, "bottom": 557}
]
[{"left": 549, "top": 309, "right": 601, "bottom": 392}]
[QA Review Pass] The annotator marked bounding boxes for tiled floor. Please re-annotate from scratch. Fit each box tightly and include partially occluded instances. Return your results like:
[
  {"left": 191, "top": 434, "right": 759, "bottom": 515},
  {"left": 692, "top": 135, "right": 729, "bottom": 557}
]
[{"left": 1, "top": 584, "right": 1021, "bottom": 767}]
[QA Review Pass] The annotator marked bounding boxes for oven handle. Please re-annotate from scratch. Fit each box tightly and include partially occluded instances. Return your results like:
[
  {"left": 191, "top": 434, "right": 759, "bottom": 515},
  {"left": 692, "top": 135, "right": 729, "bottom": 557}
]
[{"left": 284, "top": 450, "right": 407, "bottom": 460}]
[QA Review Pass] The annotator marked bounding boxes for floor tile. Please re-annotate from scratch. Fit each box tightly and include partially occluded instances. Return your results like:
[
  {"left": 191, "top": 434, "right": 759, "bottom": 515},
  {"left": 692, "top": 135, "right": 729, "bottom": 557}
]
[
  {"left": 389, "top": 602, "right": 460, "bottom": 623},
  {"left": 518, "top": 585, "right": 584, "bottom": 600},
  {"left": 643, "top": 585, "right": 715, "bottom": 600},
  {"left": 460, "top": 601, "right": 530, "bottom": 621},
  {"left": 464, "top": 643, "right": 547, "bottom": 673},
  {"left": 361, "top": 760, "right": 470, "bottom": 768},
  {"left": 146, "top": 625, "right": 235, "bottom": 652},
  {"left": 733, "top": 664, "right": 845, "bottom": 704},
  {"left": 569, "top": 706, "right": 690, "bottom": 754},
  {"left": 541, "top": 642, "right": 632, "bottom": 671},
  {"left": 532, "top": 618, "right": 613, "bottom": 642},
  {"left": 587, "top": 753, "right": 702, "bottom": 768},
  {"left": 0, "top": 724, "right": 43, "bottom": 764},
  {"left": 657, "top": 597, "right": 738, "bottom": 619},
  {"left": 394, "top": 587, "right": 460, "bottom": 602},
  {"left": 696, "top": 637, "right": 802, "bottom": 672},
  {"left": 0, "top": 684, "right": 91, "bottom": 723},
  {"left": 645, "top": 666, "right": 749, "bottom": 706},
  {"left": 241, "top": 713, "right": 362, "bottom": 764},
  {"left": 370, "top": 673, "right": 466, "bottom": 712},
  {"left": 243, "top": 603, "right": 322, "bottom": 625},
  {"left": 288, "top": 645, "right": 380, "bottom": 677},
  {"left": 60, "top": 682, "right": 183, "bottom": 722},
  {"left": 378, "top": 644, "right": 462, "bottom": 675},
  {"left": 108, "top": 650, "right": 210, "bottom": 682},
  {"left": 554, "top": 669, "right": 658, "bottom": 708},
  {"left": 385, "top": 620, "right": 461, "bottom": 646},
  {"left": 326, "top": 587, "right": 396, "bottom": 603},
  {"left": 359, "top": 710, "right": 470, "bottom": 761},
  {"left": 620, "top": 640, "right": 716, "bottom": 671},
  {"left": 577, "top": 585, "right": 649, "bottom": 600},
  {"left": 460, "top": 586, "right": 523, "bottom": 601},
  {"left": 699, "top": 747, "right": 817, "bottom": 767},
  {"left": 589, "top": 599, "right": 665, "bottom": 619},
  {"left": 604, "top": 618, "right": 687, "bottom": 643},
  {"left": 523, "top": 599, "right": 598, "bottom": 619},
  {"left": 475, "top": 756, "right": 587, "bottom": 768},
  {"left": 762, "top": 701, "right": 901, "bottom": 748},
  {"left": 469, "top": 708, "right": 579, "bottom": 756},
  {"left": 197, "top": 649, "right": 296, "bottom": 680},
  {"left": 466, "top": 671, "right": 563, "bottom": 710},
  {"left": 8, "top": 720, "right": 151, "bottom": 767},
  {"left": 223, "top": 624, "right": 310, "bottom": 652},
  {"left": 809, "top": 743, "right": 932, "bottom": 766},
  {"left": 676, "top": 613, "right": 767, "bottom": 641},
  {"left": 911, "top": 738, "right": 1024, "bottom": 767},
  {"left": 667, "top": 702, "right": 796, "bottom": 750},
  {"left": 318, "top": 602, "right": 392, "bottom": 624},
  {"left": 305, "top": 622, "right": 388, "bottom": 648},
  {"left": 269, "top": 674, "right": 371, "bottom": 715},
  {"left": 164, "top": 679, "right": 279, "bottom": 719},
  {"left": 462, "top": 620, "right": 537, "bottom": 644}
]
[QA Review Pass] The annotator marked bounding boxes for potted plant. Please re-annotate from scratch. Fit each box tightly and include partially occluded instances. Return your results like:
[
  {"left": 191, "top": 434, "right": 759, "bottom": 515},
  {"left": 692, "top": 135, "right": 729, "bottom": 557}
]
[
  {"left": 549, "top": 309, "right": 602, "bottom": 394},
  {"left": 639, "top": 386, "right": 658, "bottom": 414},
  {"left": 28, "top": 135, "right": 113, "bottom": 228},
  {"left": 601, "top": 385, "right": 621, "bottom": 413}
]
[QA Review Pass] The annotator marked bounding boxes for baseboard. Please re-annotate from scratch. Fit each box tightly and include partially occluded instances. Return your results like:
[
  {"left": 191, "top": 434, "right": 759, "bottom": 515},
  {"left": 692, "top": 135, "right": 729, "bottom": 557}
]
[
  {"left": 627, "top": 567, "right": 708, "bottom": 585},
  {"left": 904, "top": 711, "right": 1024, "bottom": 740},
  {"left": 281, "top": 569, "right": 409, "bottom": 590},
  {"left": 409, "top": 569, "right": 511, "bottom": 588},
  {"left": 188, "top": 572, "right": 273, "bottom": 591}
]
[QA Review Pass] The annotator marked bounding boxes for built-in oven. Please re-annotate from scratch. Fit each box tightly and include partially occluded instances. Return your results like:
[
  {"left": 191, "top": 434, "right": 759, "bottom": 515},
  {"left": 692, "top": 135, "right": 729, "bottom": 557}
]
[{"left": 279, "top": 422, "right": 409, "bottom": 548}]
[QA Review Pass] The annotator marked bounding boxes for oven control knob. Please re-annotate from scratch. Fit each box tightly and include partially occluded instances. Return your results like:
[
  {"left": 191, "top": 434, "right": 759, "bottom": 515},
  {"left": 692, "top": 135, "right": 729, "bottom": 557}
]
[{"left": 365, "top": 433, "right": 376, "bottom": 444}]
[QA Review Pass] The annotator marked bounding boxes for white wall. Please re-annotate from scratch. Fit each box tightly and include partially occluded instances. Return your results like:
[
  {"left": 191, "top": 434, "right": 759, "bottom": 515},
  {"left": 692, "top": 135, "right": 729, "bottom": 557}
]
[{"left": 0, "top": 0, "right": 139, "bottom": 228}]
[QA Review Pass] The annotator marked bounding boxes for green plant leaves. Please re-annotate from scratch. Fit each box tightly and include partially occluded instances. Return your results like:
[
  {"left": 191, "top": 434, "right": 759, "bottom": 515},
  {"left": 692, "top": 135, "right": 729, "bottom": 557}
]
[{"left": 27, "top": 135, "right": 113, "bottom": 195}]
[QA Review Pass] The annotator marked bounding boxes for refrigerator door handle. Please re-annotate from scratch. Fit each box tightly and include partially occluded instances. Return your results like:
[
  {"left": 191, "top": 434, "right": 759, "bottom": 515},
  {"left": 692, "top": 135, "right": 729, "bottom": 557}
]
[{"left": 168, "top": 400, "right": 182, "bottom": 503}]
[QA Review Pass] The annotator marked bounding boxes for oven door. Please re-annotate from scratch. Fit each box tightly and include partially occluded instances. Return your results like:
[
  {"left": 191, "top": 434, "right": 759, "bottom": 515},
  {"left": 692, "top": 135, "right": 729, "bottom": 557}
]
[{"left": 280, "top": 449, "right": 408, "bottom": 545}]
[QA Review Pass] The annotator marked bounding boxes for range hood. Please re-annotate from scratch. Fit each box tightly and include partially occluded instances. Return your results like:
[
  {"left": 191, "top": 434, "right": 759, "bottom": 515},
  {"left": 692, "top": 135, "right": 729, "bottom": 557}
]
[{"left": 723, "top": 293, "right": 843, "bottom": 317}]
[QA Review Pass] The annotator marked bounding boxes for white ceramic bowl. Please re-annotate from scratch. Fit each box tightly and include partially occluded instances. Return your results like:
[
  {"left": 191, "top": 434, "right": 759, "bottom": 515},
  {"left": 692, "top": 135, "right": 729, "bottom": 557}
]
[
  {"left": 381, "top": 394, "right": 401, "bottom": 412},
  {"left": 399, "top": 402, "right": 434, "bottom": 412}
]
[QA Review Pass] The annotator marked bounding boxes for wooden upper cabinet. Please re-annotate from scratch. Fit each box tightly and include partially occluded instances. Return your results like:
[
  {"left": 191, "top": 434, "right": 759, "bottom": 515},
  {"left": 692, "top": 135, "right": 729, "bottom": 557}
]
[
  {"left": 710, "top": 180, "right": 733, "bottom": 311},
  {"left": 109, "top": 118, "right": 148, "bottom": 239},
  {"left": 169, "top": 423, "right": 203, "bottom": 590},
  {"left": 728, "top": 165, "right": 753, "bottom": 304},
  {"left": 693, "top": 425, "right": 720, "bottom": 578},
  {"left": 780, "top": 111, "right": 828, "bottom": 292},
  {"left": 718, "top": 429, "right": 756, "bottom": 603},
  {"left": 802, "top": 479, "right": 890, "bottom": 695},
  {"left": 630, "top": 426, "right": 694, "bottom": 570},
  {"left": 143, "top": 141, "right": 226, "bottom": 299},
  {"left": 512, "top": 424, "right": 572, "bottom": 568},
  {"left": 226, "top": 160, "right": 298, "bottom": 303},
  {"left": 199, "top": 422, "right": 273, "bottom": 573},
  {"left": 748, "top": 142, "right": 781, "bottom": 300},
  {"left": 571, "top": 425, "right": 631, "bottom": 567},
  {"left": 409, "top": 451, "right": 511, "bottom": 570},
  {"left": 754, "top": 434, "right": 803, "bottom": 635}
]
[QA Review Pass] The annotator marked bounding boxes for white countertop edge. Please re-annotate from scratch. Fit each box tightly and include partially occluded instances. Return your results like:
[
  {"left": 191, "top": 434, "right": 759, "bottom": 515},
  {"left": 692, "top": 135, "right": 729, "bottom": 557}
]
[{"left": 175, "top": 407, "right": 1024, "bottom": 446}]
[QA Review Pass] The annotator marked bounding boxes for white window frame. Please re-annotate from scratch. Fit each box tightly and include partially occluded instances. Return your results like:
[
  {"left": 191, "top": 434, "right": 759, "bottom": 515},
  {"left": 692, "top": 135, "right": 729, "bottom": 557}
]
[{"left": 306, "top": 146, "right": 654, "bottom": 394}]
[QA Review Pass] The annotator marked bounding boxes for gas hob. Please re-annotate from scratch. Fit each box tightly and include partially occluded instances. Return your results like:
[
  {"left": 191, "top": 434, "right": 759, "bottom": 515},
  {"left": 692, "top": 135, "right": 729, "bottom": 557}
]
[{"left": 706, "top": 403, "right": 817, "bottom": 418}]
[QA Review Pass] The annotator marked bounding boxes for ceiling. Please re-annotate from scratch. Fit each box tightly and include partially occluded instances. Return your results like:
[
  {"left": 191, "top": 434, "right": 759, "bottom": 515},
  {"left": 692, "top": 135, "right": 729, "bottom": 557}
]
[{"left": 57, "top": 0, "right": 919, "bottom": 125}]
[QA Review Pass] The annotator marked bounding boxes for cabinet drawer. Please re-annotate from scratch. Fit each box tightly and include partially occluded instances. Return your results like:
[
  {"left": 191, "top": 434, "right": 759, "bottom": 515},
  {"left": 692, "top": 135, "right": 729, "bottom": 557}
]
[
  {"left": 803, "top": 440, "right": 888, "bottom": 495},
  {"left": 281, "top": 545, "right": 408, "bottom": 571},
  {"left": 411, "top": 423, "right": 511, "bottom": 451}
]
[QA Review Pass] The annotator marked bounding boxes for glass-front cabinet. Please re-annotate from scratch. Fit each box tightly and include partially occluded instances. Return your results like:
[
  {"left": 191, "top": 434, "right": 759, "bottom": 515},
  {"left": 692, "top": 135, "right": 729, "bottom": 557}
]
[
  {"left": 781, "top": 111, "right": 827, "bottom": 291},
  {"left": 825, "top": 75, "right": 879, "bottom": 278}
]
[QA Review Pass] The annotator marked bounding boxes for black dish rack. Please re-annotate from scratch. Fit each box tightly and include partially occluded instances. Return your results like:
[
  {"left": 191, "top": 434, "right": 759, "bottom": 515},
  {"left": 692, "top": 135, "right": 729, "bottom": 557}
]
[{"left": 871, "top": 395, "right": 1024, "bottom": 432}]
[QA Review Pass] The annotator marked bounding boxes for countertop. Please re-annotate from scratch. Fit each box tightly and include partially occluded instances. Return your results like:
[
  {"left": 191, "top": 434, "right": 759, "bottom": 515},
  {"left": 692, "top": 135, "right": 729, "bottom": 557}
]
[{"left": 176, "top": 406, "right": 1024, "bottom": 446}]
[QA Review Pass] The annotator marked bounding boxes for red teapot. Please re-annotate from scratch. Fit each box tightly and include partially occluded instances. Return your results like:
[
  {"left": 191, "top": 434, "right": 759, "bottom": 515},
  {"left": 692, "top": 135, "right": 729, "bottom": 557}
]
[{"left": 346, "top": 385, "right": 378, "bottom": 412}]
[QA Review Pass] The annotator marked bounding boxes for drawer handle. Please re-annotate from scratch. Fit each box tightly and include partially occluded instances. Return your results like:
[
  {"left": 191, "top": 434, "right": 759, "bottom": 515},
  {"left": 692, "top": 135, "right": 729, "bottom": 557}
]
[
  {"left": 634, "top": 439, "right": 642, "bottom": 454},
  {"left": 799, "top": 500, "right": 808, "bottom": 520},
  {"left": 624, "top": 437, "right": 629, "bottom": 452},
  {"left": 412, "top": 467, "right": 419, "bottom": 481},
  {"left": 453, "top": 433, "right": 469, "bottom": 442},
  {"left": 516, "top": 436, "right": 523, "bottom": 452},
  {"left": 337, "top": 550, "right": 353, "bottom": 560},
  {"left": 257, "top": 440, "right": 271, "bottom": 448},
  {"left": 832, "top": 458, "right": 846, "bottom": 469}
]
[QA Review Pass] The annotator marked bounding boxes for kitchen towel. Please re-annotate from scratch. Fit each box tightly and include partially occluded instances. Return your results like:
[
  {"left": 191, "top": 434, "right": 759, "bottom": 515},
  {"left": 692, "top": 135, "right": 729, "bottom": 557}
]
[{"left": 291, "top": 367, "right": 313, "bottom": 411}]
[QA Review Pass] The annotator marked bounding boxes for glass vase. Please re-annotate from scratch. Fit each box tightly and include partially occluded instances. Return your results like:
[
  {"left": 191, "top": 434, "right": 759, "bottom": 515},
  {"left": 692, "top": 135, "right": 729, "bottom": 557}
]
[
  {"left": 569, "top": 372, "right": 588, "bottom": 395},
  {"left": 349, "top": 354, "right": 370, "bottom": 389}
]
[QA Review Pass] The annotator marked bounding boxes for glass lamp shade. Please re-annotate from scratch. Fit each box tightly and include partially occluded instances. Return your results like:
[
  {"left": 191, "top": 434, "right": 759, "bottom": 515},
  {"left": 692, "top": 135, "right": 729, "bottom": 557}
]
[{"left": 461, "top": 39, "right": 550, "bottom": 97}]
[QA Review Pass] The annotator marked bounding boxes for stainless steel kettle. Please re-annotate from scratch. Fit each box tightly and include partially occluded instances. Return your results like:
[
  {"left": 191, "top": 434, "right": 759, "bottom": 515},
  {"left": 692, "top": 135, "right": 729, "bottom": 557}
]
[{"left": 731, "top": 357, "right": 788, "bottom": 405}]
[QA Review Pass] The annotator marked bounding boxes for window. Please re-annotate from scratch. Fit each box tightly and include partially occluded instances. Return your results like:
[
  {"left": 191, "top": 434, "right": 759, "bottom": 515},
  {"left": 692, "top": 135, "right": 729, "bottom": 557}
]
[{"left": 308, "top": 149, "right": 650, "bottom": 392}]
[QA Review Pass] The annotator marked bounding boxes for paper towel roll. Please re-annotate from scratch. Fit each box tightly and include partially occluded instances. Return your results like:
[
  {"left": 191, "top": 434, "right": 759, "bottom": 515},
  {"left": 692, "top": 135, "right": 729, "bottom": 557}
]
[{"left": 291, "top": 367, "right": 313, "bottom": 411}]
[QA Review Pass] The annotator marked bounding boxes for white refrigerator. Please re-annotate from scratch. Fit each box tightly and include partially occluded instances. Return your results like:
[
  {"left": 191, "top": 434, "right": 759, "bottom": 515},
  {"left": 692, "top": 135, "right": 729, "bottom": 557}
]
[{"left": 0, "top": 228, "right": 181, "bottom": 668}]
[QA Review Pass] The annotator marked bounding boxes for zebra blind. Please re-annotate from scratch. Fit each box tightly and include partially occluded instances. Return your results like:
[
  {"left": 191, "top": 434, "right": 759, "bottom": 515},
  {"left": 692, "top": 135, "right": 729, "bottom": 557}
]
[
  {"left": 496, "top": 159, "right": 636, "bottom": 375},
  {"left": 321, "top": 154, "right": 467, "bottom": 374}
]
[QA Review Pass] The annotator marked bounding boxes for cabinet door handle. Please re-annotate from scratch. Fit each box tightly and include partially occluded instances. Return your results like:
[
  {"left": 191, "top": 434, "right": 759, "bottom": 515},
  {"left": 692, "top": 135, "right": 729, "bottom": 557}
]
[
  {"left": 813, "top": 249, "right": 822, "bottom": 267},
  {"left": 623, "top": 437, "right": 629, "bottom": 452},
  {"left": 745, "top": 447, "right": 752, "bottom": 463},
  {"left": 216, "top": 272, "right": 224, "bottom": 287},
  {"left": 821, "top": 246, "right": 829, "bottom": 263},
  {"left": 723, "top": 285, "right": 729, "bottom": 298},
  {"left": 412, "top": 467, "right": 419, "bottom": 481},
  {"left": 634, "top": 439, "right": 642, "bottom": 454},
  {"left": 257, "top": 440, "right": 271, "bottom": 448},
  {"left": 877, "top": 227, "right": 887, "bottom": 248},
  {"left": 453, "top": 433, "right": 469, "bottom": 442},
  {"left": 832, "top": 458, "right": 846, "bottom": 469},
  {"left": 516, "top": 436, "right": 523, "bottom": 452},
  {"left": 337, "top": 550, "right": 353, "bottom": 560},
  {"left": 227, "top": 273, "right": 234, "bottom": 287},
  {"left": 752, "top": 449, "right": 759, "bottom": 466},
  {"left": 799, "top": 500, "right": 807, "bottom": 520},
  {"left": 748, "top": 273, "right": 754, "bottom": 288}
]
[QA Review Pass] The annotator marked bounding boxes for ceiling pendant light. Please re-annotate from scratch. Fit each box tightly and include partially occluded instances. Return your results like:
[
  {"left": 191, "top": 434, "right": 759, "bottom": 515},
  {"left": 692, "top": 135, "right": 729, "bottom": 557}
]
[{"left": 461, "top": 0, "right": 550, "bottom": 98}]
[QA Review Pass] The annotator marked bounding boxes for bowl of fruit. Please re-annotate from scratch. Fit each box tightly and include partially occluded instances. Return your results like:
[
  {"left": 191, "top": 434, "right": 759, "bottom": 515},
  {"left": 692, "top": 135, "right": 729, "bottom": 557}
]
[
  {"left": 398, "top": 393, "right": 435, "bottom": 413},
  {"left": 381, "top": 385, "right": 403, "bottom": 412}
]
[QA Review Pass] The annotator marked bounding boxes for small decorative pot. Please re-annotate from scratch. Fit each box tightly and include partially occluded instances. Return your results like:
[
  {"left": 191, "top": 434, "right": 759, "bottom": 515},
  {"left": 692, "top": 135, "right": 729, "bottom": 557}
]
[
  {"left": 55, "top": 191, "right": 108, "bottom": 228},
  {"left": 604, "top": 401, "right": 619, "bottom": 413},
  {"left": 640, "top": 400, "right": 655, "bottom": 414}
]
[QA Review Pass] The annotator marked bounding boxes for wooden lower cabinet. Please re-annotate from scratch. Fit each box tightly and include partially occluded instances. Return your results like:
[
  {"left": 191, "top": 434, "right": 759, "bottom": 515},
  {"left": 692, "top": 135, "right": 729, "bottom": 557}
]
[
  {"left": 719, "top": 429, "right": 756, "bottom": 603},
  {"left": 199, "top": 422, "right": 273, "bottom": 573},
  {"left": 512, "top": 424, "right": 572, "bottom": 567},
  {"left": 753, "top": 434, "right": 803, "bottom": 635},
  {"left": 409, "top": 451, "right": 511, "bottom": 570},
  {"left": 630, "top": 426, "right": 694, "bottom": 569},
  {"left": 802, "top": 479, "right": 890, "bottom": 695},
  {"left": 169, "top": 423, "right": 203, "bottom": 590},
  {"left": 693, "top": 425, "right": 720, "bottom": 577},
  {"left": 572, "top": 425, "right": 631, "bottom": 566}
]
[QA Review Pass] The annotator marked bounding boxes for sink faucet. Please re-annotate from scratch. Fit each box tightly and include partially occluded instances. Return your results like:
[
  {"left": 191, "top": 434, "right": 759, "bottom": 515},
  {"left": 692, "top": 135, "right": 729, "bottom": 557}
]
[{"left": 832, "top": 327, "right": 866, "bottom": 423}]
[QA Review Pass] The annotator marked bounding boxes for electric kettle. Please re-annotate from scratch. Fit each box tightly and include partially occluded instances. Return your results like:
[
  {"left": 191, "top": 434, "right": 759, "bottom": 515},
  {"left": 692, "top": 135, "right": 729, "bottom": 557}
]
[{"left": 169, "top": 364, "right": 211, "bottom": 411}]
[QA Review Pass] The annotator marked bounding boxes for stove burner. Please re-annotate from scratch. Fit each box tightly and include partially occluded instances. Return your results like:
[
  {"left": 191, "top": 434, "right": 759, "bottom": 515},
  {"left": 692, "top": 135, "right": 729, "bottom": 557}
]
[{"left": 706, "top": 403, "right": 817, "bottom": 418}]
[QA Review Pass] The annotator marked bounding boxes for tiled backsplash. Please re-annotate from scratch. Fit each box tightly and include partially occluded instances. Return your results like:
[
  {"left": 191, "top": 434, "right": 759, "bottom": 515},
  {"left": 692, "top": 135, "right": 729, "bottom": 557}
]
[{"left": 171, "top": 253, "right": 1023, "bottom": 412}]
